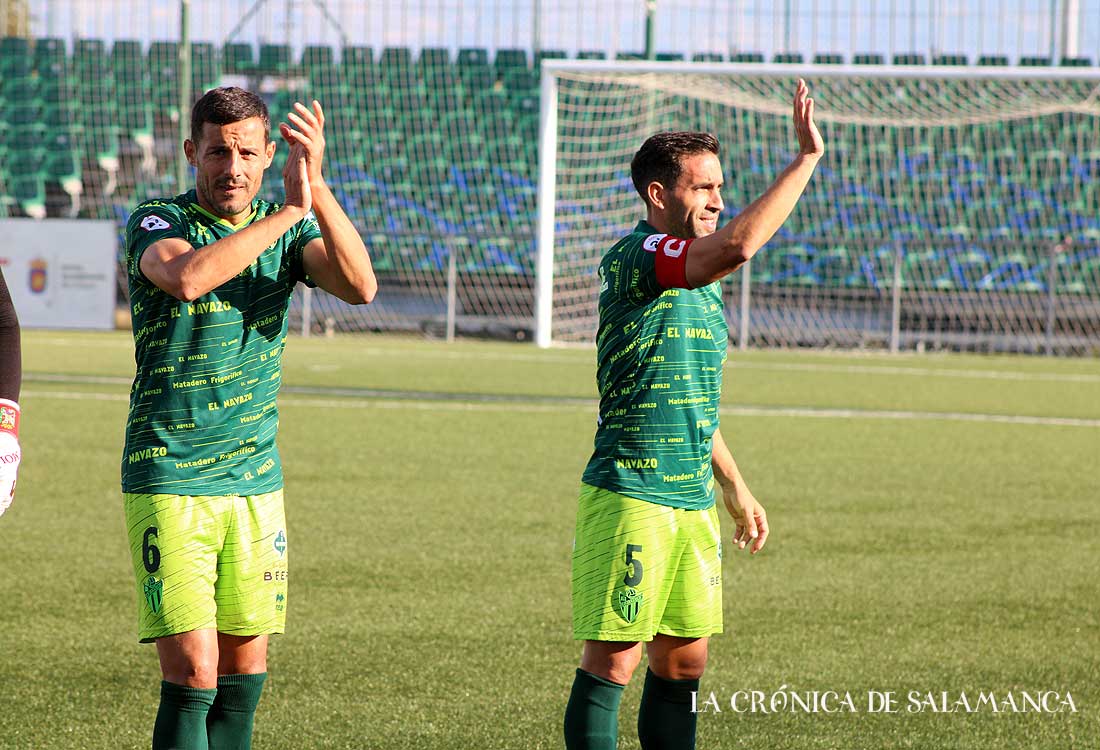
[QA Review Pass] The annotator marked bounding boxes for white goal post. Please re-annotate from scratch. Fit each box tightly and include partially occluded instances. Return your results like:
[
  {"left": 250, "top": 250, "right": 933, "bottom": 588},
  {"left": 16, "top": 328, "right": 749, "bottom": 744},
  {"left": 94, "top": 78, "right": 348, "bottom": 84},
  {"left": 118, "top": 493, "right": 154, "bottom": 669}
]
[{"left": 535, "top": 60, "right": 1100, "bottom": 354}]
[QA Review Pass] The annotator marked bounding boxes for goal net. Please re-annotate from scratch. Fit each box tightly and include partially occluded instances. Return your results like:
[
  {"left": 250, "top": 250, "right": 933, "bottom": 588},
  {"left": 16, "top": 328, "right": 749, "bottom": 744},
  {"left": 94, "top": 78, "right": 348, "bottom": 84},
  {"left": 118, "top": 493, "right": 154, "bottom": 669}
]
[{"left": 536, "top": 61, "right": 1100, "bottom": 354}]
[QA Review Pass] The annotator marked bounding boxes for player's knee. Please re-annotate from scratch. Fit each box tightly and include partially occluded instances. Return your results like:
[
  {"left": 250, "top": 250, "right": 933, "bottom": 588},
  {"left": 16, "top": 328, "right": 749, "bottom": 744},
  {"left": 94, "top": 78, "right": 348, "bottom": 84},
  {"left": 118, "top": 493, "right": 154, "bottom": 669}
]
[
  {"left": 603, "top": 657, "right": 641, "bottom": 685},
  {"left": 160, "top": 652, "right": 219, "bottom": 688},
  {"left": 581, "top": 642, "right": 643, "bottom": 685},
  {"left": 651, "top": 649, "right": 708, "bottom": 681}
]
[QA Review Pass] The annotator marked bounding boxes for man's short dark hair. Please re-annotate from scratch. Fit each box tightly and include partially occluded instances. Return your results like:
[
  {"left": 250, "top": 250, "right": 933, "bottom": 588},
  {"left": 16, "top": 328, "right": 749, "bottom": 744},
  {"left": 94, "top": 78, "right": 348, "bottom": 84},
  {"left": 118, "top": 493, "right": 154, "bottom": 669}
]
[
  {"left": 631, "top": 132, "right": 720, "bottom": 204},
  {"left": 190, "top": 87, "right": 270, "bottom": 144}
]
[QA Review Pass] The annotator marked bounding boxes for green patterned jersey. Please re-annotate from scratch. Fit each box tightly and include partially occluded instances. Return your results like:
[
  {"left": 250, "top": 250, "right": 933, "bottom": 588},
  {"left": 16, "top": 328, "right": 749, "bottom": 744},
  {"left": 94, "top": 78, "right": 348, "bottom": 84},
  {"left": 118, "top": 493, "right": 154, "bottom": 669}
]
[
  {"left": 121, "top": 190, "right": 322, "bottom": 495},
  {"left": 581, "top": 220, "right": 729, "bottom": 510}
]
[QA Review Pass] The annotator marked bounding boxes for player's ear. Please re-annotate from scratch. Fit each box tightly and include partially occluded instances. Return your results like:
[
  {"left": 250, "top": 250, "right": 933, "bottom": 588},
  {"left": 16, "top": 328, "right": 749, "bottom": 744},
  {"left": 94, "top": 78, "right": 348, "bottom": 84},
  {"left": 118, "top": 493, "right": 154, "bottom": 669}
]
[
  {"left": 647, "top": 181, "right": 666, "bottom": 211},
  {"left": 183, "top": 139, "right": 197, "bottom": 167},
  {"left": 264, "top": 139, "right": 276, "bottom": 168}
]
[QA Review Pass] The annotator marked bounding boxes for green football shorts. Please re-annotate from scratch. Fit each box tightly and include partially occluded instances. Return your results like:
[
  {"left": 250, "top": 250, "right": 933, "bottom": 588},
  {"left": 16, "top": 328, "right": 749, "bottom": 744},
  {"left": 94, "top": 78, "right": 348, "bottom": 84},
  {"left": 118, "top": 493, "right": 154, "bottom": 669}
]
[
  {"left": 572, "top": 483, "right": 723, "bottom": 642},
  {"left": 124, "top": 491, "right": 289, "bottom": 643}
]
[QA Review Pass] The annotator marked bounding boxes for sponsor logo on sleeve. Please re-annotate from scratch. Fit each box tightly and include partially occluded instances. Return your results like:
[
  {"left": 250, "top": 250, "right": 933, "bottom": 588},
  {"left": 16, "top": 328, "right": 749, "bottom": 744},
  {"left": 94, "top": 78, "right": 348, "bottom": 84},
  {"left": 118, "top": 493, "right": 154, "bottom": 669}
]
[
  {"left": 140, "top": 215, "right": 171, "bottom": 232},
  {"left": 643, "top": 233, "right": 668, "bottom": 252}
]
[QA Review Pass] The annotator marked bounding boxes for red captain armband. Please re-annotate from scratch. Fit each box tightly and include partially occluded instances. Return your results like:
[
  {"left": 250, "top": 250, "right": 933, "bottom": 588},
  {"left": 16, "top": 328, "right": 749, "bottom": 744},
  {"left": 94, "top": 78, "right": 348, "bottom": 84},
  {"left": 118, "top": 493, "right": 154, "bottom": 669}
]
[{"left": 643, "top": 233, "right": 694, "bottom": 289}]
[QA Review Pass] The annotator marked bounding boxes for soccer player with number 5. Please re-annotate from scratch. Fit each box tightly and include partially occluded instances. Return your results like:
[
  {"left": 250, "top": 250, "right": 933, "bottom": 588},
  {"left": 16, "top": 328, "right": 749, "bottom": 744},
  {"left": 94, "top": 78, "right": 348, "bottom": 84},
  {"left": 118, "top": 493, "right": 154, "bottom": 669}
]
[
  {"left": 564, "top": 80, "right": 823, "bottom": 750},
  {"left": 122, "top": 87, "right": 376, "bottom": 750}
]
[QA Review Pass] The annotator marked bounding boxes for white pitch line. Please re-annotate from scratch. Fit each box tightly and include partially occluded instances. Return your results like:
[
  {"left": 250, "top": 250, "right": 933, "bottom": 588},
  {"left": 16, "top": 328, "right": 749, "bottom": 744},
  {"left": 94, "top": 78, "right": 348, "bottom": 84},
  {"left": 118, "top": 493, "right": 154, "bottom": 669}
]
[
  {"left": 21, "top": 389, "right": 1100, "bottom": 428},
  {"left": 731, "top": 360, "right": 1100, "bottom": 384}
]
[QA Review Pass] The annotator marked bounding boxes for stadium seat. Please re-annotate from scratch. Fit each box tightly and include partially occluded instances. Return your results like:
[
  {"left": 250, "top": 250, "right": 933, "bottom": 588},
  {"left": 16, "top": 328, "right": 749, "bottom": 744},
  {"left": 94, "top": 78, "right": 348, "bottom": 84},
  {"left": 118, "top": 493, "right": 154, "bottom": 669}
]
[
  {"left": 977, "top": 54, "right": 1009, "bottom": 66},
  {"left": 655, "top": 52, "right": 685, "bottom": 61},
  {"left": 418, "top": 46, "right": 450, "bottom": 70},
  {"left": 1019, "top": 56, "right": 1052, "bottom": 66},
  {"left": 222, "top": 42, "right": 255, "bottom": 74},
  {"left": 501, "top": 69, "right": 536, "bottom": 100},
  {"left": 691, "top": 52, "right": 724, "bottom": 63},
  {"left": 148, "top": 40, "right": 178, "bottom": 73},
  {"left": 1060, "top": 56, "right": 1092, "bottom": 67},
  {"left": 258, "top": 43, "right": 293, "bottom": 74},
  {"left": 111, "top": 39, "right": 143, "bottom": 69},
  {"left": 191, "top": 42, "right": 220, "bottom": 90},
  {"left": 933, "top": 54, "right": 969, "bottom": 65},
  {"left": 380, "top": 46, "right": 413, "bottom": 71},
  {"left": 301, "top": 44, "right": 334, "bottom": 69},
  {"left": 33, "top": 37, "right": 67, "bottom": 72},
  {"left": 773, "top": 52, "right": 804, "bottom": 64},
  {"left": 576, "top": 50, "right": 607, "bottom": 60},
  {"left": 9, "top": 174, "right": 46, "bottom": 219},
  {"left": 75, "top": 38, "right": 107, "bottom": 66},
  {"left": 893, "top": 53, "right": 926, "bottom": 65},
  {"left": 730, "top": 52, "right": 764, "bottom": 63},
  {"left": 535, "top": 49, "right": 567, "bottom": 67},
  {"left": 342, "top": 45, "right": 373, "bottom": 67},
  {"left": 494, "top": 48, "right": 528, "bottom": 70},
  {"left": 812, "top": 53, "right": 845, "bottom": 64},
  {"left": 853, "top": 53, "right": 885, "bottom": 65},
  {"left": 615, "top": 52, "right": 645, "bottom": 60},
  {"left": 457, "top": 47, "right": 489, "bottom": 67},
  {"left": 0, "top": 36, "right": 30, "bottom": 58}
]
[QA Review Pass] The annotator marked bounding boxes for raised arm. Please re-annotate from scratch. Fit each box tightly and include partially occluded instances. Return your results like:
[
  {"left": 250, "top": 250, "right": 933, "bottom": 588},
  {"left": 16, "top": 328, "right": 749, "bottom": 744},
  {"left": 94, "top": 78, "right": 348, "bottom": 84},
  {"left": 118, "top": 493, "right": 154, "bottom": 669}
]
[
  {"left": 685, "top": 79, "right": 824, "bottom": 288},
  {"left": 140, "top": 157, "right": 313, "bottom": 302},
  {"left": 280, "top": 101, "right": 377, "bottom": 305}
]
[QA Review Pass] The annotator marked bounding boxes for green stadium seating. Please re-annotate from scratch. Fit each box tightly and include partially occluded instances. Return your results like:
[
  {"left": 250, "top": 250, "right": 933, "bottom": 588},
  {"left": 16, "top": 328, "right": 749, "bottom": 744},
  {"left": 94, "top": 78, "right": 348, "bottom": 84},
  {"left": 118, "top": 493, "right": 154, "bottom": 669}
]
[
  {"left": 813, "top": 53, "right": 845, "bottom": 64},
  {"left": 418, "top": 46, "right": 450, "bottom": 70},
  {"left": 730, "top": 52, "right": 764, "bottom": 63},
  {"left": 692, "top": 53, "right": 724, "bottom": 62},
  {"left": 933, "top": 54, "right": 969, "bottom": 65},
  {"left": 494, "top": 48, "right": 528, "bottom": 70},
  {"left": 380, "top": 46, "right": 412, "bottom": 69},
  {"left": 853, "top": 53, "right": 885, "bottom": 65},
  {"left": 535, "top": 49, "right": 567, "bottom": 67},
  {"left": 301, "top": 44, "right": 333, "bottom": 68},
  {"left": 33, "top": 37, "right": 67, "bottom": 71},
  {"left": 341, "top": 45, "right": 373, "bottom": 66},
  {"left": 258, "top": 43, "right": 293, "bottom": 74},
  {"left": 1060, "top": 56, "right": 1092, "bottom": 67},
  {"left": 1019, "top": 56, "right": 1052, "bottom": 66},
  {"left": 977, "top": 54, "right": 1009, "bottom": 66},
  {"left": 222, "top": 42, "right": 255, "bottom": 74},
  {"left": 112, "top": 39, "right": 143, "bottom": 66},
  {"left": 655, "top": 52, "right": 685, "bottom": 61},
  {"left": 773, "top": 52, "right": 803, "bottom": 63},
  {"left": 457, "top": 48, "right": 489, "bottom": 67},
  {"left": 576, "top": 50, "right": 607, "bottom": 60},
  {"left": 893, "top": 53, "right": 926, "bottom": 65}
]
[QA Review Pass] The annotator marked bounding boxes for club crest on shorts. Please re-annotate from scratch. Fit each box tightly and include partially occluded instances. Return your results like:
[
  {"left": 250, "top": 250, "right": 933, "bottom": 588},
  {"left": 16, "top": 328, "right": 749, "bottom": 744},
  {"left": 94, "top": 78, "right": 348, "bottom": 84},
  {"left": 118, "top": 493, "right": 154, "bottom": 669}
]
[
  {"left": 615, "top": 587, "right": 644, "bottom": 624},
  {"left": 143, "top": 575, "right": 163, "bottom": 615},
  {"left": 273, "top": 529, "right": 287, "bottom": 556}
]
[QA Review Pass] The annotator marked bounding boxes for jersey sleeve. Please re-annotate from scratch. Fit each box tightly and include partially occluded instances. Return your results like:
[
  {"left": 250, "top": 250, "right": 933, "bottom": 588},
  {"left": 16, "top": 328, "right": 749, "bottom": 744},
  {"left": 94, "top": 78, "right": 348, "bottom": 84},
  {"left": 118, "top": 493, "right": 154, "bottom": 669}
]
[
  {"left": 287, "top": 211, "right": 323, "bottom": 287},
  {"left": 605, "top": 232, "right": 695, "bottom": 303},
  {"left": 125, "top": 202, "right": 189, "bottom": 282}
]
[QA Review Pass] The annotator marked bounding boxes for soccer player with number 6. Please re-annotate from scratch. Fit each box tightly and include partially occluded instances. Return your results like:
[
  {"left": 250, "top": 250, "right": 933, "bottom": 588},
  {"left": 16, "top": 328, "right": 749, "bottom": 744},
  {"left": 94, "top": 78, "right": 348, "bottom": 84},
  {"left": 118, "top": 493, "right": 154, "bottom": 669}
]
[
  {"left": 122, "top": 87, "right": 376, "bottom": 750},
  {"left": 564, "top": 80, "right": 823, "bottom": 750}
]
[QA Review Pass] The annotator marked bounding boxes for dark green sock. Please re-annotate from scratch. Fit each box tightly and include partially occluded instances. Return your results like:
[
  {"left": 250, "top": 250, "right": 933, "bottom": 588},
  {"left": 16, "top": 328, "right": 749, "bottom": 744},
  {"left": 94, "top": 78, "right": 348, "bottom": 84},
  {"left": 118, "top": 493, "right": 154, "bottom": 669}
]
[
  {"left": 206, "top": 673, "right": 267, "bottom": 750},
  {"left": 153, "top": 681, "right": 217, "bottom": 750},
  {"left": 564, "top": 668, "right": 625, "bottom": 750},
  {"left": 637, "top": 668, "right": 700, "bottom": 750}
]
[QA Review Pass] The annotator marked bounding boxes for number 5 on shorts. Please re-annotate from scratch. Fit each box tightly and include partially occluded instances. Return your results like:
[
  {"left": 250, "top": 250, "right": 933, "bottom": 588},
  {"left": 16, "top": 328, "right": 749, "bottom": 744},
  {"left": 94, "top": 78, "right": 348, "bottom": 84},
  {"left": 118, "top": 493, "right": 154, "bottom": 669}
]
[{"left": 624, "top": 543, "right": 643, "bottom": 587}]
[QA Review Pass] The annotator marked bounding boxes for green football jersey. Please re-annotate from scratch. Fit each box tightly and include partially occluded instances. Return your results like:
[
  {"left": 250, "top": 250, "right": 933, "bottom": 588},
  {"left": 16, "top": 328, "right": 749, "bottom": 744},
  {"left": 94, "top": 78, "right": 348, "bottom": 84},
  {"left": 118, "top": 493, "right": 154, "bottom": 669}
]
[
  {"left": 581, "top": 220, "right": 729, "bottom": 510},
  {"left": 121, "top": 191, "right": 322, "bottom": 495}
]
